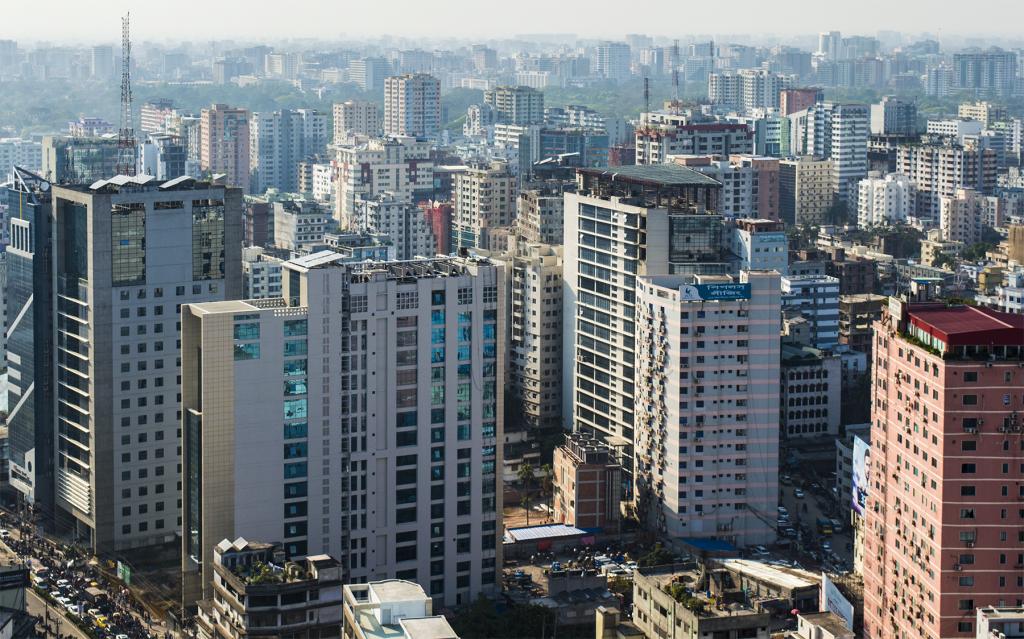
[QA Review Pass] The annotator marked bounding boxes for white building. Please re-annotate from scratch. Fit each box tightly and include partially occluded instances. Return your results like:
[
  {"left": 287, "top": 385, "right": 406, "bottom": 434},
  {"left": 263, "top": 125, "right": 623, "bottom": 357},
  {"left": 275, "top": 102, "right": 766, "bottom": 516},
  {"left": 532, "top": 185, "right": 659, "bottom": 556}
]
[
  {"left": 182, "top": 253, "right": 504, "bottom": 608},
  {"left": 633, "top": 271, "right": 781, "bottom": 545},
  {"left": 975, "top": 607, "right": 1024, "bottom": 639},
  {"left": 856, "top": 172, "right": 916, "bottom": 227},
  {"left": 351, "top": 195, "right": 438, "bottom": 260},
  {"left": 925, "top": 118, "right": 984, "bottom": 143},
  {"left": 732, "top": 218, "right": 788, "bottom": 274},
  {"left": 343, "top": 580, "right": 459, "bottom": 639},
  {"left": 333, "top": 100, "right": 380, "bottom": 142},
  {"left": 384, "top": 74, "right": 441, "bottom": 139},
  {"left": 334, "top": 137, "right": 434, "bottom": 228},
  {"left": 940, "top": 187, "right": 1000, "bottom": 246},
  {"left": 708, "top": 69, "right": 790, "bottom": 112},
  {"left": 870, "top": 96, "right": 917, "bottom": 136},
  {"left": 242, "top": 246, "right": 284, "bottom": 299},
  {"left": 0, "top": 138, "right": 42, "bottom": 180},
  {"left": 273, "top": 199, "right": 329, "bottom": 252},
  {"left": 781, "top": 275, "right": 840, "bottom": 350},
  {"left": 976, "top": 266, "right": 1024, "bottom": 314},
  {"left": 792, "top": 102, "right": 869, "bottom": 205},
  {"left": 896, "top": 142, "right": 997, "bottom": 221},
  {"left": 51, "top": 176, "right": 243, "bottom": 553}
]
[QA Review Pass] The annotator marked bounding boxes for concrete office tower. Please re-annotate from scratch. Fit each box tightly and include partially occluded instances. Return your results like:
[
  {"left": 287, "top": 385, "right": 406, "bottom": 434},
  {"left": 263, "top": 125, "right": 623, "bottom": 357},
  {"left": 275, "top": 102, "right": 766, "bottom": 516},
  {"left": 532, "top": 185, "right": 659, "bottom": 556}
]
[
  {"left": 5, "top": 169, "right": 56, "bottom": 522},
  {"left": 351, "top": 196, "right": 438, "bottom": 260},
  {"left": 863, "top": 296, "right": 1024, "bottom": 639},
  {"left": 181, "top": 253, "right": 504, "bottom": 608},
  {"left": 334, "top": 137, "right": 434, "bottom": 228},
  {"left": 595, "top": 42, "right": 631, "bottom": 80},
  {"left": 384, "top": 74, "right": 441, "bottom": 139},
  {"left": 798, "top": 102, "right": 869, "bottom": 206},
  {"left": 633, "top": 271, "right": 781, "bottom": 545},
  {"left": 139, "top": 99, "right": 175, "bottom": 135},
  {"left": 517, "top": 182, "right": 570, "bottom": 245},
  {"left": 781, "top": 275, "right": 839, "bottom": 350},
  {"left": 200, "top": 104, "right": 251, "bottom": 192},
  {"left": 499, "top": 242, "right": 563, "bottom": 433},
  {"left": 857, "top": 172, "right": 916, "bottom": 227},
  {"left": 90, "top": 45, "right": 114, "bottom": 80},
  {"left": 926, "top": 118, "right": 983, "bottom": 143},
  {"left": 780, "top": 88, "right": 823, "bottom": 116},
  {"left": 940, "top": 188, "right": 1001, "bottom": 246},
  {"left": 484, "top": 86, "right": 544, "bottom": 126},
  {"left": 958, "top": 101, "right": 1008, "bottom": 128},
  {"left": 731, "top": 219, "right": 788, "bottom": 274},
  {"left": 138, "top": 135, "right": 187, "bottom": 181},
  {"left": 50, "top": 175, "right": 242, "bottom": 553},
  {"left": 563, "top": 165, "right": 725, "bottom": 472},
  {"left": 348, "top": 57, "right": 390, "bottom": 92},
  {"left": 897, "top": 142, "right": 997, "bottom": 220},
  {"left": 635, "top": 121, "right": 753, "bottom": 165},
  {"left": 41, "top": 136, "right": 120, "bottom": 185},
  {"left": 333, "top": 101, "right": 380, "bottom": 142},
  {"left": 249, "top": 109, "right": 328, "bottom": 195},
  {"left": 818, "top": 31, "right": 841, "bottom": 61},
  {"left": 671, "top": 155, "right": 780, "bottom": 221},
  {"left": 451, "top": 163, "right": 516, "bottom": 251},
  {"left": 952, "top": 48, "right": 1018, "bottom": 97},
  {"left": 870, "top": 96, "right": 918, "bottom": 136},
  {"left": 708, "top": 69, "right": 790, "bottom": 112},
  {"left": 780, "top": 345, "right": 841, "bottom": 438},
  {"left": 778, "top": 156, "right": 834, "bottom": 226}
]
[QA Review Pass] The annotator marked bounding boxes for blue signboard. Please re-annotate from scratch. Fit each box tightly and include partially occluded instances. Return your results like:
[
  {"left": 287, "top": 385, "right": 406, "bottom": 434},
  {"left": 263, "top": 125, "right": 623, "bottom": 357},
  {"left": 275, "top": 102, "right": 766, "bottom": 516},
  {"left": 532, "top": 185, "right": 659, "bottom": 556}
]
[{"left": 679, "top": 283, "right": 751, "bottom": 301}]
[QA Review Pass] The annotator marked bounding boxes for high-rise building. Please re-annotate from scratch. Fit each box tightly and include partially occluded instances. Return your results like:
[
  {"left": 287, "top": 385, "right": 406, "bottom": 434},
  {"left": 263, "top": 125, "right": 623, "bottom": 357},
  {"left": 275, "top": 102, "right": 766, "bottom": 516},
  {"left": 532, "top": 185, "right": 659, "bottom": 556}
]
[
  {"left": 451, "top": 163, "right": 516, "bottom": 251},
  {"left": 0, "top": 138, "right": 42, "bottom": 180},
  {"left": 40, "top": 136, "right": 119, "bottom": 184},
  {"left": 939, "top": 187, "right": 1001, "bottom": 246},
  {"left": 870, "top": 96, "right": 918, "bottom": 136},
  {"left": 633, "top": 271, "right": 781, "bottom": 545},
  {"left": 781, "top": 274, "right": 840, "bottom": 350},
  {"left": 50, "top": 175, "right": 242, "bottom": 553},
  {"left": 793, "top": 102, "right": 869, "bottom": 205},
  {"left": 863, "top": 295, "right": 1024, "bottom": 639},
  {"left": 181, "top": 253, "right": 504, "bottom": 608},
  {"left": 332, "top": 101, "right": 380, "bottom": 142},
  {"left": 671, "top": 155, "right": 780, "bottom": 221},
  {"left": 564, "top": 165, "right": 725, "bottom": 475},
  {"left": 272, "top": 199, "right": 329, "bottom": 252},
  {"left": 90, "top": 45, "right": 114, "bottom": 80},
  {"left": 818, "top": 31, "right": 841, "bottom": 61},
  {"left": 957, "top": 101, "right": 1008, "bottom": 128},
  {"left": 780, "top": 88, "right": 823, "bottom": 116},
  {"left": 347, "top": 57, "right": 390, "bottom": 92},
  {"left": 139, "top": 99, "right": 175, "bottom": 136},
  {"left": 857, "top": 172, "right": 917, "bottom": 227},
  {"left": 5, "top": 168, "right": 56, "bottom": 523},
  {"left": 636, "top": 120, "right": 753, "bottom": 165},
  {"left": 779, "top": 156, "right": 834, "bottom": 226},
  {"left": 351, "top": 195, "right": 438, "bottom": 260},
  {"left": 138, "top": 134, "right": 187, "bottom": 181},
  {"left": 200, "top": 104, "right": 251, "bottom": 191},
  {"left": 780, "top": 345, "right": 841, "bottom": 439},
  {"left": 249, "top": 109, "right": 328, "bottom": 194},
  {"left": 897, "top": 142, "right": 998, "bottom": 220},
  {"left": 383, "top": 74, "right": 441, "bottom": 139},
  {"left": 708, "top": 69, "right": 790, "bottom": 112},
  {"left": 952, "top": 48, "right": 1018, "bottom": 97},
  {"left": 731, "top": 218, "right": 788, "bottom": 274},
  {"left": 595, "top": 42, "right": 631, "bottom": 80},
  {"left": 484, "top": 86, "right": 545, "bottom": 126},
  {"left": 334, "top": 137, "right": 435, "bottom": 228}
]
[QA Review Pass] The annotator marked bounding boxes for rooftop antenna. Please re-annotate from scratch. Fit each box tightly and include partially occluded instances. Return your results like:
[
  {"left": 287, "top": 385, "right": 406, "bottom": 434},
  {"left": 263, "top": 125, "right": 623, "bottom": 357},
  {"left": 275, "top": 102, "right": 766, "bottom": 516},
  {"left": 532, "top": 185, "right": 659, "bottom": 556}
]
[
  {"left": 117, "top": 12, "right": 136, "bottom": 176},
  {"left": 643, "top": 77, "right": 650, "bottom": 114},
  {"left": 672, "top": 39, "right": 680, "bottom": 101}
]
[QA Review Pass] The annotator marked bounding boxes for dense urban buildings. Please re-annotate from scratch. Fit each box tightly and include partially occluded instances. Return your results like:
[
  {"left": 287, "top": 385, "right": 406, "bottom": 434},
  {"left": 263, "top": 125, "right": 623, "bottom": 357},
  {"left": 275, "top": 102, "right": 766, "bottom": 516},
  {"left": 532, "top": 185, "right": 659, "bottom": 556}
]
[{"left": 383, "top": 73, "right": 442, "bottom": 138}]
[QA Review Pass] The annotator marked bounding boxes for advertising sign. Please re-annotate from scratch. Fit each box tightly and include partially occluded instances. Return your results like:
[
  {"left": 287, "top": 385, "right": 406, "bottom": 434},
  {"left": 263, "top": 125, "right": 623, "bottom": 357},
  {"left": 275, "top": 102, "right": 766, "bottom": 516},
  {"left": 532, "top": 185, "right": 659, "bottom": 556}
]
[
  {"left": 820, "top": 573, "right": 855, "bottom": 630},
  {"left": 679, "top": 283, "right": 751, "bottom": 302},
  {"left": 851, "top": 435, "right": 869, "bottom": 516}
]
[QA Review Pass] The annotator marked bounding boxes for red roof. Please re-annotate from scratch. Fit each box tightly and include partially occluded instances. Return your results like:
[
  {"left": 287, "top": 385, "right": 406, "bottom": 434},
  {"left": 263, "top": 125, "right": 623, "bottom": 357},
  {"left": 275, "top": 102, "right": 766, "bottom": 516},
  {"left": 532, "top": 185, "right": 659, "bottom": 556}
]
[{"left": 908, "top": 305, "right": 1024, "bottom": 347}]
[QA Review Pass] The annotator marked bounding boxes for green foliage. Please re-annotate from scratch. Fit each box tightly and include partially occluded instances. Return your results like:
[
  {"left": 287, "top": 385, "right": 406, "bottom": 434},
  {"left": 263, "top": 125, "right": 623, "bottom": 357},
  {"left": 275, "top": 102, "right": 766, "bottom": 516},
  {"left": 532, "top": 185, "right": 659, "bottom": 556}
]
[
  {"left": 450, "top": 597, "right": 565, "bottom": 639},
  {"left": 664, "top": 583, "right": 706, "bottom": 613},
  {"left": 962, "top": 242, "right": 995, "bottom": 262},
  {"left": 543, "top": 78, "right": 706, "bottom": 118},
  {"left": 638, "top": 544, "right": 675, "bottom": 567},
  {"left": 932, "top": 251, "right": 957, "bottom": 270},
  {"left": 245, "top": 561, "right": 280, "bottom": 584}
]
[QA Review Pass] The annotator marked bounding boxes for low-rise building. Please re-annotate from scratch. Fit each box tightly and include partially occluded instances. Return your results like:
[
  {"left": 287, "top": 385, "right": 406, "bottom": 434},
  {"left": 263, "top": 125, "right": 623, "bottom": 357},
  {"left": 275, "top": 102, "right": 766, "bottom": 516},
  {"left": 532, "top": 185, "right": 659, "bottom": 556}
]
[
  {"left": 790, "top": 612, "right": 856, "bottom": 639},
  {"left": 838, "top": 295, "right": 886, "bottom": 358},
  {"left": 975, "top": 607, "right": 1024, "bottom": 639},
  {"left": 196, "top": 538, "right": 343, "bottom": 639},
  {"left": 342, "top": 580, "right": 459, "bottom": 639},
  {"left": 552, "top": 432, "right": 623, "bottom": 531}
]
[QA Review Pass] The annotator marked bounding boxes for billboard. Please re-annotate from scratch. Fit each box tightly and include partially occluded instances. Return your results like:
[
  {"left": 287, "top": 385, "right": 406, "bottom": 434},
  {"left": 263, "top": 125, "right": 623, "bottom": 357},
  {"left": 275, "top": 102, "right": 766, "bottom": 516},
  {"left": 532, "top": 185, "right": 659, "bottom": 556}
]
[
  {"left": 820, "top": 573, "right": 854, "bottom": 630},
  {"left": 679, "top": 283, "right": 751, "bottom": 302},
  {"left": 116, "top": 560, "right": 131, "bottom": 586},
  {"left": 851, "top": 435, "right": 869, "bottom": 516}
]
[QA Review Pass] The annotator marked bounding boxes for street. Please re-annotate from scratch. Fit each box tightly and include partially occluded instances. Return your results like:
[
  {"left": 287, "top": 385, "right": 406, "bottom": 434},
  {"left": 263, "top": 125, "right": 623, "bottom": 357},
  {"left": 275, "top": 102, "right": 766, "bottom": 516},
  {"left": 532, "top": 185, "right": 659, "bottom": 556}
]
[{"left": 27, "top": 589, "right": 90, "bottom": 639}]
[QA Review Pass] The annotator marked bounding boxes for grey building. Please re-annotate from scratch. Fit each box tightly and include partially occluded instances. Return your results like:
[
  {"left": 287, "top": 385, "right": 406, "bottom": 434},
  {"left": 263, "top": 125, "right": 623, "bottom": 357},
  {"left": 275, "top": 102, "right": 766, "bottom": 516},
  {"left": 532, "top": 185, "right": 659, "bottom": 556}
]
[{"left": 51, "top": 175, "right": 242, "bottom": 552}]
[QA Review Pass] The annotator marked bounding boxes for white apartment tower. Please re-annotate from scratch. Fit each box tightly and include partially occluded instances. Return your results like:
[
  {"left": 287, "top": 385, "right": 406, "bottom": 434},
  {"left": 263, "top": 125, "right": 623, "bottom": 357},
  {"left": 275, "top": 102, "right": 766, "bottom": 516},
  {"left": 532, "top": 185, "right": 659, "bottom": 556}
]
[
  {"left": 51, "top": 176, "right": 243, "bottom": 553},
  {"left": 857, "top": 172, "right": 917, "bottom": 227},
  {"left": 384, "top": 74, "right": 441, "bottom": 139},
  {"left": 451, "top": 163, "right": 516, "bottom": 252},
  {"left": 249, "top": 109, "right": 328, "bottom": 195},
  {"left": 182, "top": 252, "right": 504, "bottom": 609},
  {"left": 333, "top": 101, "right": 381, "bottom": 142},
  {"left": 801, "top": 102, "right": 869, "bottom": 206},
  {"left": 633, "top": 272, "right": 781, "bottom": 545},
  {"left": 352, "top": 196, "right": 438, "bottom": 260},
  {"left": 334, "top": 137, "right": 434, "bottom": 228}
]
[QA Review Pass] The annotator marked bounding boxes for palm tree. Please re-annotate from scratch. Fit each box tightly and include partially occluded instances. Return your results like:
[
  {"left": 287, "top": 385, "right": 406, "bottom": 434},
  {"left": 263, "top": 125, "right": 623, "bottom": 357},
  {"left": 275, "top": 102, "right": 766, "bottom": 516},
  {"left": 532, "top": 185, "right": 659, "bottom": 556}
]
[
  {"left": 539, "top": 464, "right": 554, "bottom": 521},
  {"left": 518, "top": 461, "right": 535, "bottom": 526}
]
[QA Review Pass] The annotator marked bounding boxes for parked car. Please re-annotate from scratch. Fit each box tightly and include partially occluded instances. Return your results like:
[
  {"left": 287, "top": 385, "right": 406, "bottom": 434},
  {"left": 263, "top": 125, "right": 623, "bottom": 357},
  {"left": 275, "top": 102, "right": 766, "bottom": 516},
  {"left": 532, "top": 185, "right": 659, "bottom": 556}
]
[{"left": 794, "top": 489, "right": 805, "bottom": 498}]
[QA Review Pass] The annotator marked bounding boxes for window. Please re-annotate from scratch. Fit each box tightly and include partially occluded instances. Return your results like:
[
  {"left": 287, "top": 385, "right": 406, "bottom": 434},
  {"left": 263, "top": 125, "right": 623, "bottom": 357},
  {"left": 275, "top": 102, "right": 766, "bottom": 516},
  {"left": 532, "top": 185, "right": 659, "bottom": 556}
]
[
  {"left": 962, "top": 395, "right": 978, "bottom": 405},
  {"left": 432, "top": 290, "right": 445, "bottom": 306},
  {"left": 192, "top": 199, "right": 226, "bottom": 280},
  {"left": 111, "top": 203, "right": 146, "bottom": 285},
  {"left": 961, "top": 463, "right": 976, "bottom": 474},
  {"left": 284, "top": 340, "right": 308, "bottom": 357},
  {"left": 283, "top": 319, "right": 308, "bottom": 336},
  {"left": 234, "top": 323, "right": 260, "bottom": 340}
]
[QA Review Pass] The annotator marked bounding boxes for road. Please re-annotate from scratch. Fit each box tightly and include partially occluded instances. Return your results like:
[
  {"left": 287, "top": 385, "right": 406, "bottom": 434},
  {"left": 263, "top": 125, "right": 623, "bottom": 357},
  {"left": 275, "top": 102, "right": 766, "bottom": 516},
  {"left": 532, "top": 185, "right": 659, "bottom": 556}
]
[{"left": 27, "top": 589, "right": 90, "bottom": 639}]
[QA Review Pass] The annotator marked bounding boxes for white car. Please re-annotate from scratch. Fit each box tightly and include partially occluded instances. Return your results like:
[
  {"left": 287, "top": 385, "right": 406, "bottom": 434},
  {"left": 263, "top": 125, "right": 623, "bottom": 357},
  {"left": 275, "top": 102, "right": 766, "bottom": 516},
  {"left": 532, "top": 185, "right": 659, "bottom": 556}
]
[
  {"left": 793, "top": 489, "right": 805, "bottom": 498},
  {"left": 0, "top": 529, "right": 10, "bottom": 538},
  {"left": 777, "top": 506, "right": 789, "bottom": 516}
]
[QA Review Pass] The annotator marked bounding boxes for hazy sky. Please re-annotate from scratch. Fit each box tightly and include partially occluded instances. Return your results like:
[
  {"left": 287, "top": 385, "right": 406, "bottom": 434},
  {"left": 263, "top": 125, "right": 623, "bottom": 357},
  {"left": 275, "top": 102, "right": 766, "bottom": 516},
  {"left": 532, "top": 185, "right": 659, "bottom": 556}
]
[{"left": 8, "top": 0, "right": 1024, "bottom": 43}]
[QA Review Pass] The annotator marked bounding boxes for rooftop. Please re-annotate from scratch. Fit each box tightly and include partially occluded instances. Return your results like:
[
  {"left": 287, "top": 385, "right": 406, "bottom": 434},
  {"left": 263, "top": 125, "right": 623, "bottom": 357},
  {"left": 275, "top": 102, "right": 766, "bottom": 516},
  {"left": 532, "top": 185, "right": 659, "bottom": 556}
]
[
  {"left": 369, "top": 580, "right": 429, "bottom": 603},
  {"left": 907, "top": 303, "right": 1024, "bottom": 348},
  {"left": 504, "top": 524, "right": 588, "bottom": 543},
  {"left": 577, "top": 165, "right": 721, "bottom": 188},
  {"left": 718, "top": 559, "right": 820, "bottom": 591},
  {"left": 398, "top": 617, "right": 460, "bottom": 639},
  {"left": 799, "top": 612, "right": 854, "bottom": 636}
]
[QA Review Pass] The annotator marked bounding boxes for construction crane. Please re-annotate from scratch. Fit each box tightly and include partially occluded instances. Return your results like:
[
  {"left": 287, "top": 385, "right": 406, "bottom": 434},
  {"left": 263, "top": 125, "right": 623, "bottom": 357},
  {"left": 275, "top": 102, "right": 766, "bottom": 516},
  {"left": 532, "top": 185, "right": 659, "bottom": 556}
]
[{"left": 116, "top": 12, "right": 136, "bottom": 176}]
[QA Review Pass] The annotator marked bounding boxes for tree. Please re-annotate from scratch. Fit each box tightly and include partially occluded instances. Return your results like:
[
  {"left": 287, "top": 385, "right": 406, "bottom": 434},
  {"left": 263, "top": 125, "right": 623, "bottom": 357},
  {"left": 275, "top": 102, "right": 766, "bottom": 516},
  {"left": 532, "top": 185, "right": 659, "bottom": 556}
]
[
  {"left": 638, "top": 544, "right": 676, "bottom": 567},
  {"left": 932, "top": 251, "right": 956, "bottom": 270},
  {"left": 518, "top": 461, "right": 535, "bottom": 526},
  {"left": 539, "top": 463, "right": 554, "bottom": 520}
]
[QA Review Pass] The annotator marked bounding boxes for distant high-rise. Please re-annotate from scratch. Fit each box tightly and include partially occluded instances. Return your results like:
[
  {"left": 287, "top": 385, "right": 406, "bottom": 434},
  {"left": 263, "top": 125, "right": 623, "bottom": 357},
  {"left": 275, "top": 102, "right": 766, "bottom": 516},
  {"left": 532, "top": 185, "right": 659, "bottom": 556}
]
[
  {"left": 595, "top": 42, "right": 631, "bottom": 80},
  {"left": 41, "top": 135, "right": 120, "bottom": 184},
  {"left": 870, "top": 96, "right": 918, "bottom": 136},
  {"left": 347, "top": 57, "right": 390, "bottom": 91},
  {"left": 332, "top": 100, "right": 380, "bottom": 142},
  {"left": 897, "top": 142, "right": 997, "bottom": 220},
  {"left": 779, "top": 88, "right": 823, "bottom": 116},
  {"left": 817, "top": 31, "right": 841, "bottom": 60},
  {"left": 139, "top": 98, "right": 175, "bottom": 135},
  {"left": 200, "top": 104, "right": 251, "bottom": 191},
  {"left": 952, "top": 48, "right": 1018, "bottom": 97},
  {"left": 484, "top": 86, "right": 545, "bottom": 126},
  {"left": 708, "top": 69, "right": 790, "bottom": 112},
  {"left": 384, "top": 74, "right": 441, "bottom": 138},
  {"left": 793, "top": 102, "right": 869, "bottom": 206},
  {"left": 90, "top": 45, "right": 114, "bottom": 80},
  {"left": 249, "top": 109, "right": 328, "bottom": 194},
  {"left": 50, "top": 175, "right": 242, "bottom": 553}
]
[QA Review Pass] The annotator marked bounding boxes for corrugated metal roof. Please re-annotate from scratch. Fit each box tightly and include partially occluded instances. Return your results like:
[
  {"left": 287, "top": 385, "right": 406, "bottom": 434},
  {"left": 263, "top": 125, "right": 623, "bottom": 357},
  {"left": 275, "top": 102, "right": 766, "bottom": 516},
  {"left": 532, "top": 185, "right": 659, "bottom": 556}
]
[{"left": 505, "top": 524, "right": 587, "bottom": 542}]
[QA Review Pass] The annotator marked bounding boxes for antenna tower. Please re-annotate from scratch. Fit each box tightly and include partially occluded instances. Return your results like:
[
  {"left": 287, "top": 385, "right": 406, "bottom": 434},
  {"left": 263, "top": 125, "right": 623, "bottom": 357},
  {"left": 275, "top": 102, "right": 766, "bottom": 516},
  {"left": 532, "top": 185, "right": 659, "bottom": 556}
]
[
  {"left": 117, "top": 12, "right": 136, "bottom": 176},
  {"left": 643, "top": 77, "right": 650, "bottom": 114},
  {"left": 671, "top": 40, "right": 680, "bottom": 101}
]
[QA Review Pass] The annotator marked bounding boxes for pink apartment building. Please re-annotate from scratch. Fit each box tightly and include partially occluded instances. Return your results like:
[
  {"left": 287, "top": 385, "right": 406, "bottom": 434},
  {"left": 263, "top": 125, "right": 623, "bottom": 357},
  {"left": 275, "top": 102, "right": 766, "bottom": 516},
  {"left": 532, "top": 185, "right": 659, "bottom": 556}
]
[{"left": 863, "top": 299, "right": 1024, "bottom": 639}]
